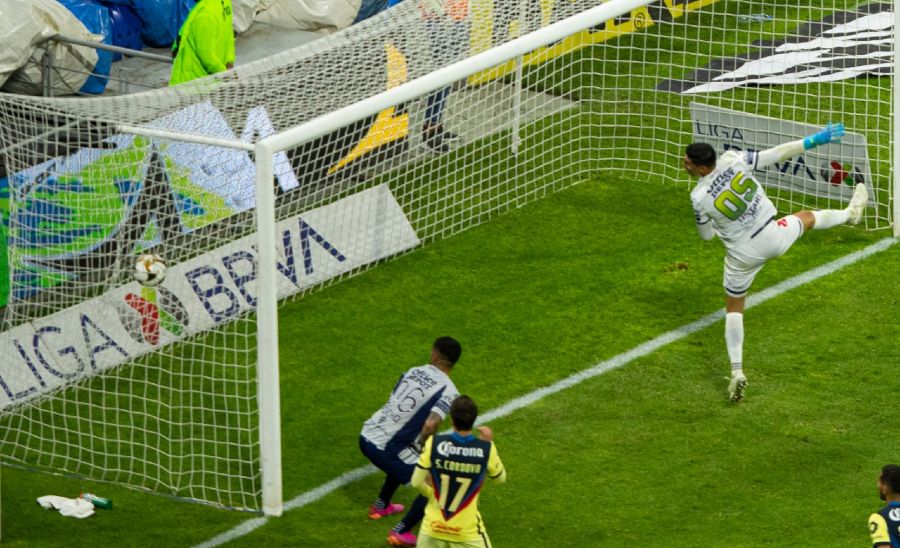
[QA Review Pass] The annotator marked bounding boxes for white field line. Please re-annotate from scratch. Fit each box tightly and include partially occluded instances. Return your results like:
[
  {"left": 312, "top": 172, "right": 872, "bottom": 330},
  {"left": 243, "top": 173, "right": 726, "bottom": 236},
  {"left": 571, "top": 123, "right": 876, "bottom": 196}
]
[{"left": 195, "top": 237, "right": 897, "bottom": 548}]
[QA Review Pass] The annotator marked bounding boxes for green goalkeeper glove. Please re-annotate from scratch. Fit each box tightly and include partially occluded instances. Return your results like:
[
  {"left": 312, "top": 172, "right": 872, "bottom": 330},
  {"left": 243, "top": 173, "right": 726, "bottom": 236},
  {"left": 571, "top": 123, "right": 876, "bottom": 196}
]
[{"left": 803, "top": 122, "right": 844, "bottom": 150}]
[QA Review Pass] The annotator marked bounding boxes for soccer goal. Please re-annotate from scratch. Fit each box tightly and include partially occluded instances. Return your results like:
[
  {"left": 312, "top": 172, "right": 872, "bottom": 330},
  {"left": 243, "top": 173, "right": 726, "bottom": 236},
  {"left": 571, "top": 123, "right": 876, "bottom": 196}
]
[{"left": 0, "top": 0, "right": 896, "bottom": 516}]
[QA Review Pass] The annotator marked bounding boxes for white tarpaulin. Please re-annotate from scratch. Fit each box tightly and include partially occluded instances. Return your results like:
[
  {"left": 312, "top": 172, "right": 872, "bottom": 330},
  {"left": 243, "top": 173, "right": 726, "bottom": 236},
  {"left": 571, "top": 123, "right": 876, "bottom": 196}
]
[
  {"left": 0, "top": 0, "right": 101, "bottom": 95},
  {"left": 690, "top": 102, "right": 874, "bottom": 204},
  {"left": 232, "top": 0, "right": 361, "bottom": 33}
]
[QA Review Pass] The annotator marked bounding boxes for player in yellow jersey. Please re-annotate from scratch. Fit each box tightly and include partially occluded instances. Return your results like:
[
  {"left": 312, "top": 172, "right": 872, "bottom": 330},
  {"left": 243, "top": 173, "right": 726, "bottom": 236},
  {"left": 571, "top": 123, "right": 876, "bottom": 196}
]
[
  {"left": 411, "top": 395, "right": 505, "bottom": 547},
  {"left": 869, "top": 464, "right": 900, "bottom": 548}
]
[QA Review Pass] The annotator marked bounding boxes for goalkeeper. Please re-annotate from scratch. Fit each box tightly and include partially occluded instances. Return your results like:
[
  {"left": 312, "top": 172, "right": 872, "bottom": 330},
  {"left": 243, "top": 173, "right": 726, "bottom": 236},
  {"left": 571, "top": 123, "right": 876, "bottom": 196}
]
[{"left": 684, "top": 123, "right": 868, "bottom": 402}]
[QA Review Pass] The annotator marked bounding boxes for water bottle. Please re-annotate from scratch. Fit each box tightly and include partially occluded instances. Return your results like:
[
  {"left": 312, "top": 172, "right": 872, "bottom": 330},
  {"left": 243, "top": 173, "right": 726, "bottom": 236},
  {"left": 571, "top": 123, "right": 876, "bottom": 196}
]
[
  {"left": 80, "top": 492, "right": 113, "bottom": 509},
  {"left": 737, "top": 14, "right": 772, "bottom": 23}
]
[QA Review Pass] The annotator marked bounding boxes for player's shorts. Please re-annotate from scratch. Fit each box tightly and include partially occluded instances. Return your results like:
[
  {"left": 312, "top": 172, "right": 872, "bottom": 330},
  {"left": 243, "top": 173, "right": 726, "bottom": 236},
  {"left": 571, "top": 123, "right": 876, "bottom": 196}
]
[
  {"left": 359, "top": 435, "right": 416, "bottom": 484},
  {"left": 723, "top": 214, "right": 804, "bottom": 297},
  {"left": 418, "top": 532, "right": 492, "bottom": 548}
]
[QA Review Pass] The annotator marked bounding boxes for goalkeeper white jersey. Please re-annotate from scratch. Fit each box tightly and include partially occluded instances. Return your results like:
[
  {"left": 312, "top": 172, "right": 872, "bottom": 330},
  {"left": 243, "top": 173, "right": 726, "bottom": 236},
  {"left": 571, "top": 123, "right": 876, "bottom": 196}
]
[
  {"left": 361, "top": 364, "right": 459, "bottom": 453},
  {"left": 690, "top": 149, "right": 777, "bottom": 249}
]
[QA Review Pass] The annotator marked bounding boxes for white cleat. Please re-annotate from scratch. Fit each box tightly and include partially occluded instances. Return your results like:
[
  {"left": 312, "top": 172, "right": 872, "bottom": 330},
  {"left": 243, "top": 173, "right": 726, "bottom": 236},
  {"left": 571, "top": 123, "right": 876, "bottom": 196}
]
[
  {"left": 728, "top": 373, "right": 748, "bottom": 403},
  {"left": 846, "top": 183, "right": 868, "bottom": 225}
]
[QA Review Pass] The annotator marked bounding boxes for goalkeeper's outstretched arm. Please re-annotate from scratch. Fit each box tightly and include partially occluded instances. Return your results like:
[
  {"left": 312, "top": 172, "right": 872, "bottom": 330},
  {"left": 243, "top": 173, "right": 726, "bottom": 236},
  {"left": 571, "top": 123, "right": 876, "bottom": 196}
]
[{"left": 755, "top": 123, "right": 845, "bottom": 168}]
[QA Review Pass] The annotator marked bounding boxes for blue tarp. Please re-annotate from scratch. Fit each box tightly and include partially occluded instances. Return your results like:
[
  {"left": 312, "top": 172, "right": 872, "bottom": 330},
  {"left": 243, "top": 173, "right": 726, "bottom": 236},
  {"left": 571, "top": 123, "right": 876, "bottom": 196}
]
[
  {"left": 57, "top": 0, "right": 112, "bottom": 94},
  {"left": 106, "top": 3, "right": 143, "bottom": 61},
  {"left": 100, "top": 0, "right": 196, "bottom": 47}
]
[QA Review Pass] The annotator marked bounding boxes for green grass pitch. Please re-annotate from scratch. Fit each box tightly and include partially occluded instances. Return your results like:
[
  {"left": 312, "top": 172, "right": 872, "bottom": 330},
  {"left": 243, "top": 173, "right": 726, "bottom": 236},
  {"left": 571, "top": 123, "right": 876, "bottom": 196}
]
[
  {"left": 2, "top": 1, "right": 898, "bottom": 545},
  {"left": 2, "top": 174, "right": 895, "bottom": 547}
]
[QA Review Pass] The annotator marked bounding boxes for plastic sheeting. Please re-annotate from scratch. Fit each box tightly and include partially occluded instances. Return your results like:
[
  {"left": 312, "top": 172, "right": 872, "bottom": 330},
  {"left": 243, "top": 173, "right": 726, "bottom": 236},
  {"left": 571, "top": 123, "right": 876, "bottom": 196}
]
[
  {"left": 101, "top": 0, "right": 195, "bottom": 47},
  {"left": 58, "top": 0, "right": 113, "bottom": 94},
  {"left": 233, "top": 0, "right": 361, "bottom": 33},
  {"left": 106, "top": 3, "right": 144, "bottom": 61},
  {"left": 0, "top": 0, "right": 100, "bottom": 95}
]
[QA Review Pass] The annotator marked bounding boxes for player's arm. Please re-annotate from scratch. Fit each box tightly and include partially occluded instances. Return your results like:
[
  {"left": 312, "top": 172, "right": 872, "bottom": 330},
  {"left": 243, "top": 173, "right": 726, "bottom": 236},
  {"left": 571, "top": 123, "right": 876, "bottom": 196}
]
[
  {"left": 869, "top": 512, "right": 892, "bottom": 547},
  {"left": 694, "top": 209, "right": 715, "bottom": 241},
  {"left": 413, "top": 411, "right": 443, "bottom": 448},
  {"left": 754, "top": 123, "right": 845, "bottom": 169},
  {"left": 411, "top": 466, "right": 433, "bottom": 497},
  {"left": 487, "top": 443, "right": 507, "bottom": 484},
  {"left": 411, "top": 438, "right": 435, "bottom": 497}
]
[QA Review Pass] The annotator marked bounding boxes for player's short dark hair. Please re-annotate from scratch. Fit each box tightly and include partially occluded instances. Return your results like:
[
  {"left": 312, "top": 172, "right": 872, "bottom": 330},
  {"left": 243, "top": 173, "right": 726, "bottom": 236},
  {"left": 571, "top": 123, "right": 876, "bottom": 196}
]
[
  {"left": 686, "top": 142, "right": 717, "bottom": 167},
  {"left": 433, "top": 336, "right": 462, "bottom": 365},
  {"left": 450, "top": 395, "right": 478, "bottom": 431},
  {"left": 881, "top": 464, "right": 900, "bottom": 494}
]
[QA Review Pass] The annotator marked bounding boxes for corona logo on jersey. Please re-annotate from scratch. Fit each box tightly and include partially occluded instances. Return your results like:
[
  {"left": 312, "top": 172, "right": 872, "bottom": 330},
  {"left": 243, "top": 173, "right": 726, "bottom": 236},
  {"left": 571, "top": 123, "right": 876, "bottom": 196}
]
[
  {"left": 437, "top": 440, "right": 485, "bottom": 458},
  {"left": 658, "top": 2, "right": 892, "bottom": 94}
]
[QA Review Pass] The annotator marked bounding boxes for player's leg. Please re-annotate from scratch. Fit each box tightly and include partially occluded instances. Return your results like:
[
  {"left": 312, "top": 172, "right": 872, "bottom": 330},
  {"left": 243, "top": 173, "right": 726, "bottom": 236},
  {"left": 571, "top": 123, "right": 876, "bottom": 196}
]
[
  {"left": 386, "top": 461, "right": 422, "bottom": 546},
  {"left": 721, "top": 215, "right": 807, "bottom": 402},
  {"left": 723, "top": 253, "right": 765, "bottom": 402},
  {"left": 725, "top": 294, "right": 748, "bottom": 403},
  {"left": 798, "top": 183, "right": 868, "bottom": 229},
  {"left": 359, "top": 436, "right": 407, "bottom": 519},
  {"left": 371, "top": 476, "right": 405, "bottom": 519},
  {"left": 388, "top": 495, "right": 428, "bottom": 546}
]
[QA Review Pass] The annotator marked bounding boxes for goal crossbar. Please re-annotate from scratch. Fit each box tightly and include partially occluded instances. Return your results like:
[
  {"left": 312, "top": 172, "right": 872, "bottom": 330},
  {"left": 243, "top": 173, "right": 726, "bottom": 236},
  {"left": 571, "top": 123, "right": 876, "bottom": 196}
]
[
  {"left": 262, "top": 0, "right": 656, "bottom": 153},
  {"left": 253, "top": 0, "right": 658, "bottom": 516}
]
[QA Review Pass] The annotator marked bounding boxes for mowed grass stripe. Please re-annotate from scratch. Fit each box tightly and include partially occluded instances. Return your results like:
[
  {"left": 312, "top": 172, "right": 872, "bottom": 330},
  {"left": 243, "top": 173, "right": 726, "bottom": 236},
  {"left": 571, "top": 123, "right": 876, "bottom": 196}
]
[{"left": 195, "top": 237, "right": 895, "bottom": 547}]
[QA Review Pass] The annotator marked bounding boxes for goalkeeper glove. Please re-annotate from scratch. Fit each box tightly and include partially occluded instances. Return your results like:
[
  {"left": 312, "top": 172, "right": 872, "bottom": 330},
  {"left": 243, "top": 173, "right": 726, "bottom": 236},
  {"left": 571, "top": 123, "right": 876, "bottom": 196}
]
[{"left": 803, "top": 122, "right": 844, "bottom": 150}]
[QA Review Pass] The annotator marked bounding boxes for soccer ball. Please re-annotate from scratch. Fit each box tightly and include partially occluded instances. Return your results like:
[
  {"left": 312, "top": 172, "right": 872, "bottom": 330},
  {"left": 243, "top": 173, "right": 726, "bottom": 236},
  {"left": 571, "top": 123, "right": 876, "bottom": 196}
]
[{"left": 134, "top": 254, "right": 167, "bottom": 287}]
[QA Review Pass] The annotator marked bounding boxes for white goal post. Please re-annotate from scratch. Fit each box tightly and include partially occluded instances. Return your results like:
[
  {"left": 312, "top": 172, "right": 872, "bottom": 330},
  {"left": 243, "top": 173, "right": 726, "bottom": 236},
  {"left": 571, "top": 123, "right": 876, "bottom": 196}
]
[{"left": 0, "top": 0, "right": 897, "bottom": 517}]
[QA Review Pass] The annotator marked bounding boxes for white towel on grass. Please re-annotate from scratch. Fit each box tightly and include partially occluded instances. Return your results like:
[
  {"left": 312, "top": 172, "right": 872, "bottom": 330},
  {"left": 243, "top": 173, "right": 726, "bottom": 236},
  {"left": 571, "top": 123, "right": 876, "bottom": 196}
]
[{"left": 37, "top": 495, "right": 95, "bottom": 519}]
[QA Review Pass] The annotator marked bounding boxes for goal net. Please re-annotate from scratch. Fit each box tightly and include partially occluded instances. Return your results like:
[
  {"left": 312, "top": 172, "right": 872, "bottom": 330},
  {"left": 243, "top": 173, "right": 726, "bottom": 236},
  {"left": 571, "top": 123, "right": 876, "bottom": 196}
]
[{"left": 0, "top": 0, "right": 894, "bottom": 514}]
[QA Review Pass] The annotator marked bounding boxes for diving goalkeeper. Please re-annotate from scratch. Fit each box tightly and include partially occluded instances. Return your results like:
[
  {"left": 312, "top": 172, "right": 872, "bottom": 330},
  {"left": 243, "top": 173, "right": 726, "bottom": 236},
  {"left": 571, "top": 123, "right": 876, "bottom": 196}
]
[{"left": 683, "top": 123, "right": 868, "bottom": 402}]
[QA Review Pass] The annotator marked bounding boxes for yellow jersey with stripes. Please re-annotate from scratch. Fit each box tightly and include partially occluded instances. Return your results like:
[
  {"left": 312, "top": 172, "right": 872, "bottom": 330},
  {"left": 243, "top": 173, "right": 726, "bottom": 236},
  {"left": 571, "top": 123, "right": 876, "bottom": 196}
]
[
  {"left": 869, "top": 502, "right": 900, "bottom": 547},
  {"left": 416, "top": 432, "right": 505, "bottom": 542}
]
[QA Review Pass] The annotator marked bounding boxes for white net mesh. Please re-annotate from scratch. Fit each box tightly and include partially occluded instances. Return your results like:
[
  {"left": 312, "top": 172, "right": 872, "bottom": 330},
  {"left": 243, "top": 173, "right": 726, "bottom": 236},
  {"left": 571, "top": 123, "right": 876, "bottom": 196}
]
[{"left": 0, "top": 0, "right": 893, "bottom": 511}]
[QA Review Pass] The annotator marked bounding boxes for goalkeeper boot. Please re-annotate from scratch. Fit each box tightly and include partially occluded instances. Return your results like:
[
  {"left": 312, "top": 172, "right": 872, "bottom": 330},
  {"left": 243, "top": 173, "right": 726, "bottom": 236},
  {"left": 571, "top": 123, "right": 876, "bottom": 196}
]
[
  {"left": 728, "top": 373, "right": 748, "bottom": 402},
  {"left": 368, "top": 502, "right": 405, "bottom": 520},
  {"left": 387, "top": 530, "right": 417, "bottom": 546},
  {"left": 846, "top": 183, "right": 868, "bottom": 225}
]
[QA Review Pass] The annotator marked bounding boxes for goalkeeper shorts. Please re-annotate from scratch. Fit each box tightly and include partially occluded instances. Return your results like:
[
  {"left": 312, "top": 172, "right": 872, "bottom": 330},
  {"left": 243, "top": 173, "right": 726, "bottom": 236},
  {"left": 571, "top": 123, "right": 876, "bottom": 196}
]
[{"left": 723, "top": 214, "right": 804, "bottom": 297}]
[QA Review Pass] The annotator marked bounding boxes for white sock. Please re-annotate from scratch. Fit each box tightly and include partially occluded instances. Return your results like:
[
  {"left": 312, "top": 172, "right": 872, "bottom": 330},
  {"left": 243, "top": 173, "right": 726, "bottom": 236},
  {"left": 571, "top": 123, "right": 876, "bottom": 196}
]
[
  {"left": 725, "top": 312, "right": 744, "bottom": 375},
  {"left": 812, "top": 209, "right": 849, "bottom": 230}
]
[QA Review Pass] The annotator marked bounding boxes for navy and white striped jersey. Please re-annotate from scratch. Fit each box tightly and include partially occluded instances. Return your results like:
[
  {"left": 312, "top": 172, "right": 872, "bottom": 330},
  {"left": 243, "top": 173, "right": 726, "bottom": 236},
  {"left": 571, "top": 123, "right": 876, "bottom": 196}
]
[{"left": 361, "top": 364, "right": 459, "bottom": 461}]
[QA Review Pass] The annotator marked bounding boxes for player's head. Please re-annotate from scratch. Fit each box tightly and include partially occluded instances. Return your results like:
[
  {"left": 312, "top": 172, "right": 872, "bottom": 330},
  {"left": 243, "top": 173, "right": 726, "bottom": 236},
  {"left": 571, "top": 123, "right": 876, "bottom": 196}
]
[
  {"left": 432, "top": 336, "right": 462, "bottom": 367},
  {"left": 878, "top": 464, "right": 900, "bottom": 500},
  {"left": 450, "top": 395, "right": 478, "bottom": 432},
  {"left": 684, "top": 143, "right": 717, "bottom": 177}
]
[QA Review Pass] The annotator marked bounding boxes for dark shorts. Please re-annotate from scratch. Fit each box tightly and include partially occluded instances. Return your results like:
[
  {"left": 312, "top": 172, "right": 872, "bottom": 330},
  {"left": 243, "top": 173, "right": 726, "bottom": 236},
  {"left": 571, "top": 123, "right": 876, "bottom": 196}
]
[{"left": 359, "top": 435, "right": 415, "bottom": 484}]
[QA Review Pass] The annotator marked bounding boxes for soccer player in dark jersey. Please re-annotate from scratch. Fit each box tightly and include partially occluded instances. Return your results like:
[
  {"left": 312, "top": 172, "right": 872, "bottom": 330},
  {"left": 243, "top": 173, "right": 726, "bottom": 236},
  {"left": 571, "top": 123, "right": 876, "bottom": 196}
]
[
  {"left": 360, "top": 336, "right": 462, "bottom": 546},
  {"left": 412, "top": 395, "right": 506, "bottom": 547},
  {"left": 870, "top": 464, "right": 900, "bottom": 548}
]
